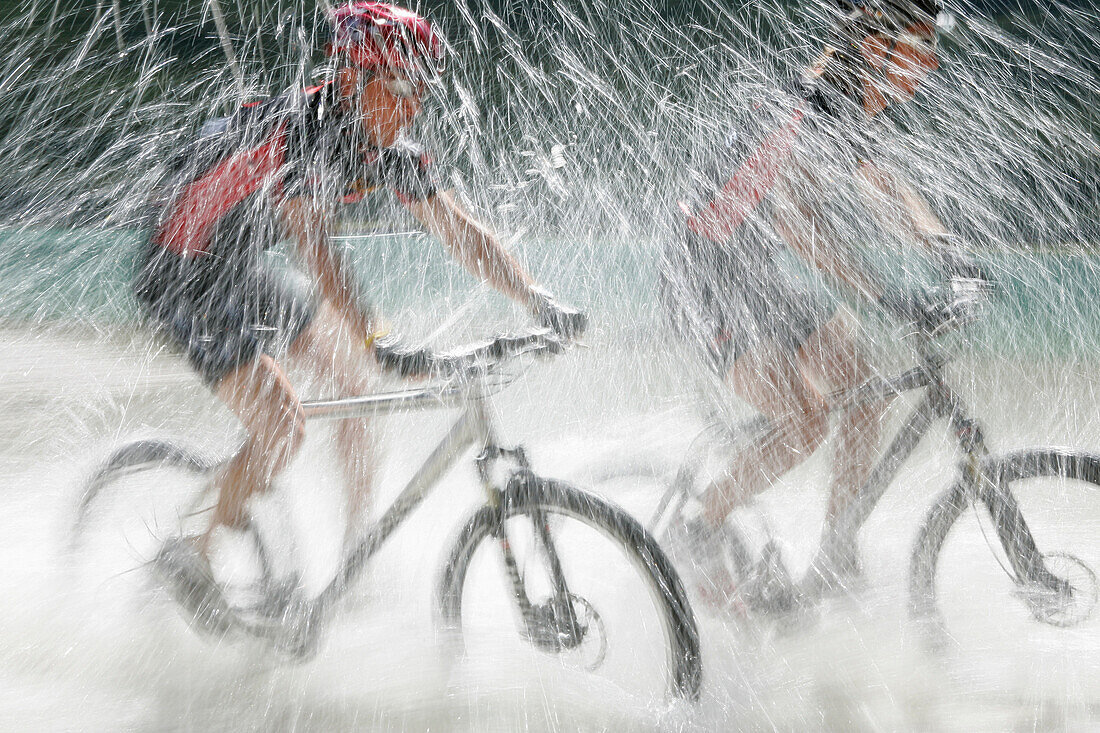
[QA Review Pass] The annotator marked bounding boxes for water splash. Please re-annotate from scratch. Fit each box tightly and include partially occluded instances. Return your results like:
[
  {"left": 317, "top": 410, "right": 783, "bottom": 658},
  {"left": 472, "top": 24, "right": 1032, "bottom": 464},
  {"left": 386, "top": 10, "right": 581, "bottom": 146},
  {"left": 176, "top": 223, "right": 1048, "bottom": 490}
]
[{"left": 0, "top": 0, "right": 1099, "bottom": 729}]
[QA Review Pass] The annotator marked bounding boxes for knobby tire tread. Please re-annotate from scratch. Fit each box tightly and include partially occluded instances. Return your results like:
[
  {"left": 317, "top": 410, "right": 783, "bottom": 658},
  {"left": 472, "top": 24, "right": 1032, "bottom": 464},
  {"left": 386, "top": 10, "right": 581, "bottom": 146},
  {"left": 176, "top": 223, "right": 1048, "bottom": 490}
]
[{"left": 73, "top": 438, "right": 219, "bottom": 542}]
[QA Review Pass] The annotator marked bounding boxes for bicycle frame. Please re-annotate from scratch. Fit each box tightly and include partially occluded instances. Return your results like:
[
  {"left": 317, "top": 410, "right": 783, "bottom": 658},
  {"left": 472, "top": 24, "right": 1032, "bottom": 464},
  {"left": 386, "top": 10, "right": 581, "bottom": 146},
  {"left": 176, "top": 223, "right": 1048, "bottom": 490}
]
[
  {"left": 666, "top": 331, "right": 1043, "bottom": 587},
  {"left": 821, "top": 335, "right": 1058, "bottom": 588},
  {"left": 300, "top": 374, "right": 506, "bottom": 617},
  {"left": 267, "top": 366, "right": 596, "bottom": 663},
  {"left": 820, "top": 337, "right": 986, "bottom": 552}
]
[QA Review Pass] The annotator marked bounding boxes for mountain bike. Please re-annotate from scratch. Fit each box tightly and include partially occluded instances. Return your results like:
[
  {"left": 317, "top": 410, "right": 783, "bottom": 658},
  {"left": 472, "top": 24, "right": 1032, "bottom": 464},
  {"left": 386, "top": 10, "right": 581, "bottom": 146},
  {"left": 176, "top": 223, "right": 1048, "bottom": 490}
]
[
  {"left": 72, "top": 331, "right": 702, "bottom": 701},
  {"left": 635, "top": 280, "right": 1098, "bottom": 650}
]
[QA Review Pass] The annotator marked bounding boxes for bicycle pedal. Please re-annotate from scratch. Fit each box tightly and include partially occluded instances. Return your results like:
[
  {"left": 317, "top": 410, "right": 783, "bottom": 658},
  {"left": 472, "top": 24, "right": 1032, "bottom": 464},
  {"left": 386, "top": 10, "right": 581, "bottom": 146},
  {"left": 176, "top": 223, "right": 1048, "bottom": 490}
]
[
  {"left": 248, "top": 571, "right": 304, "bottom": 621},
  {"left": 153, "top": 536, "right": 239, "bottom": 638}
]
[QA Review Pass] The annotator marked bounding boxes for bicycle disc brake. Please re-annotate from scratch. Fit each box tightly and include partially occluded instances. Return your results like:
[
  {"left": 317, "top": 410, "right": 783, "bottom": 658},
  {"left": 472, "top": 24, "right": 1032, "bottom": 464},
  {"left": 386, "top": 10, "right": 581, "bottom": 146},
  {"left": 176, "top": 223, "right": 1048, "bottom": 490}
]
[
  {"left": 1016, "top": 552, "right": 1099, "bottom": 628},
  {"left": 522, "top": 593, "right": 608, "bottom": 671}
]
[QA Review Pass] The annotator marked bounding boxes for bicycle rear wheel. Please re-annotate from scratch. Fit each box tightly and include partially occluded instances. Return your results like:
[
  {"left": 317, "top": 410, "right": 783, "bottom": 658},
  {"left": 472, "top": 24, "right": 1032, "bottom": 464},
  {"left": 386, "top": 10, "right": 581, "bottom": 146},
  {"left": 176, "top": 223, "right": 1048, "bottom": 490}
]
[
  {"left": 438, "top": 471, "right": 702, "bottom": 701},
  {"left": 72, "top": 438, "right": 219, "bottom": 545},
  {"left": 910, "top": 449, "right": 1100, "bottom": 677},
  {"left": 73, "top": 439, "right": 318, "bottom": 650}
]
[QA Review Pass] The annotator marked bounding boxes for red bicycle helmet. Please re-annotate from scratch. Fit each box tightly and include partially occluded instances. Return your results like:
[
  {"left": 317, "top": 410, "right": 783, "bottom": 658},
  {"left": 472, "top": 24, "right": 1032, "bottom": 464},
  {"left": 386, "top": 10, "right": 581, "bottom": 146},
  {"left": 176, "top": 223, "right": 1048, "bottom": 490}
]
[{"left": 328, "top": 2, "right": 446, "bottom": 78}]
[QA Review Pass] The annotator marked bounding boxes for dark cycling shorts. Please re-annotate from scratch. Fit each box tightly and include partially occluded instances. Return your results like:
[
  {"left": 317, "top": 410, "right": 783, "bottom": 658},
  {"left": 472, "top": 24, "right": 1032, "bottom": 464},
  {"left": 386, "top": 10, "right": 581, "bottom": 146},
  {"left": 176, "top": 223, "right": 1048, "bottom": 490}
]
[
  {"left": 659, "top": 226, "right": 835, "bottom": 374},
  {"left": 135, "top": 248, "right": 316, "bottom": 386}
]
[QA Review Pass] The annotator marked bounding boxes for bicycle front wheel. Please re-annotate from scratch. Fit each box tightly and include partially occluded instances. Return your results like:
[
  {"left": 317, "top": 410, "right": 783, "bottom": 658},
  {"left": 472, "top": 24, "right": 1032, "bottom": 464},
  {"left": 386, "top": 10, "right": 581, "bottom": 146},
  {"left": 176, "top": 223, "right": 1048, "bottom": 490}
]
[
  {"left": 911, "top": 449, "right": 1100, "bottom": 671},
  {"left": 438, "top": 471, "right": 701, "bottom": 701}
]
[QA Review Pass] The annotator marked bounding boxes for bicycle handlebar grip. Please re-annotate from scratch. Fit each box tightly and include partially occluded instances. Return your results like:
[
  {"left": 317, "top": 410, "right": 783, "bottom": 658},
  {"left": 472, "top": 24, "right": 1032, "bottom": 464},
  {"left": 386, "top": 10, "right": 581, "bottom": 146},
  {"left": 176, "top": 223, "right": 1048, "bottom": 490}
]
[
  {"left": 373, "top": 340, "right": 437, "bottom": 378},
  {"left": 480, "top": 331, "right": 563, "bottom": 360},
  {"left": 444, "top": 331, "right": 563, "bottom": 371}
]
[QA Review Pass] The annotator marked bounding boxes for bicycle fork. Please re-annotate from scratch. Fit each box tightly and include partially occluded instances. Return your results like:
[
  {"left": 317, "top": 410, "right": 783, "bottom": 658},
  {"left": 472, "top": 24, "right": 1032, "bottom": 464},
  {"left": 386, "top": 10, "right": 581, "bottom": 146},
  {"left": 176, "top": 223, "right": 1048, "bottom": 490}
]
[
  {"left": 952, "top": 411, "right": 1069, "bottom": 597},
  {"left": 475, "top": 446, "right": 586, "bottom": 652}
]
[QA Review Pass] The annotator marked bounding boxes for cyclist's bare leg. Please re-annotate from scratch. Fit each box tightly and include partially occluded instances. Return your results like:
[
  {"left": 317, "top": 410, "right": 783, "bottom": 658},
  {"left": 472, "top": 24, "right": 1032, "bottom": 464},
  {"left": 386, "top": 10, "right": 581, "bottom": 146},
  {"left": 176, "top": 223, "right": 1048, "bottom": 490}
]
[
  {"left": 798, "top": 316, "right": 891, "bottom": 580},
  {"left": 701, "top": 343, "right": 829, "bottom": 526},
  {"left": 205, "top": 354, "right": 305, "bottom": 554},
  {"left": 798, "top": 315, "right": 889, "bottom": 526},
  {"left": 287, "top": 301, "right": 379, "bottom": 546},
  {"left": 191, "top": 303, "right": 373, "bottom": 557}
]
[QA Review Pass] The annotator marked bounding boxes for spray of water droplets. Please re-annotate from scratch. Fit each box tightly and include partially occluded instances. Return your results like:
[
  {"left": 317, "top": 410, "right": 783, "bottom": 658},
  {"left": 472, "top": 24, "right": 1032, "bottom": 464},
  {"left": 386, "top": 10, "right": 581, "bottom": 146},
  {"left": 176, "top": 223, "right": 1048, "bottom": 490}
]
[{"left": 0, "top": 0, "right": 1098, "bottom": 729}]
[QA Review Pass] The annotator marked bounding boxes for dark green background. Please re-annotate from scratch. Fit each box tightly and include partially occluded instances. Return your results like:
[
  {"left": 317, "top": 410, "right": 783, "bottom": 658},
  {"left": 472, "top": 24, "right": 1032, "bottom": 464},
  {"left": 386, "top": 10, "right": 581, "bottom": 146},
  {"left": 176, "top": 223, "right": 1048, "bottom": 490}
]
[{"left": 0, "top": 0, "right": 1094, "bottom": 233}]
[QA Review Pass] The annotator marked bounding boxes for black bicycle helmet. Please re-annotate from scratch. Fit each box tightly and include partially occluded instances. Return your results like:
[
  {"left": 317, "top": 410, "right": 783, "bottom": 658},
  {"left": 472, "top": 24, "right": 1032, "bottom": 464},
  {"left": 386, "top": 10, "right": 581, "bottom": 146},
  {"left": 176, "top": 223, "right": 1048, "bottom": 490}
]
[
  {"left": 836, "top": 0, "right": 945, "bottom": 33},
  {"left": 804, "top": 0, "right": 945, "bottom": 117}
]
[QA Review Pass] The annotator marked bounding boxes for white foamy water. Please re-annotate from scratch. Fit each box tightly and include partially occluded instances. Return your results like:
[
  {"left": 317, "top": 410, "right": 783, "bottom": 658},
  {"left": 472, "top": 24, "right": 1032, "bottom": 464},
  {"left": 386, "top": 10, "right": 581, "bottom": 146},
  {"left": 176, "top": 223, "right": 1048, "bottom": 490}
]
[{"left": 1, "top": 328, "right": 1098, "bottom": 731}]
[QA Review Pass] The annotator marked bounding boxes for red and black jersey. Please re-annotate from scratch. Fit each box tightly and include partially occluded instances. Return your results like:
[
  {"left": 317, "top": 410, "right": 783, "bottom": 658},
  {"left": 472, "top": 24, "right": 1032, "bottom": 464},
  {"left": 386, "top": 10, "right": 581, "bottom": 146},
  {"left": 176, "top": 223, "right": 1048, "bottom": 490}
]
[
  {"left": 679, "top": 81, "right": 877, "bottom": 246},
  {"left": 150, "top": 82, "right": 437, "bottom": 262}
]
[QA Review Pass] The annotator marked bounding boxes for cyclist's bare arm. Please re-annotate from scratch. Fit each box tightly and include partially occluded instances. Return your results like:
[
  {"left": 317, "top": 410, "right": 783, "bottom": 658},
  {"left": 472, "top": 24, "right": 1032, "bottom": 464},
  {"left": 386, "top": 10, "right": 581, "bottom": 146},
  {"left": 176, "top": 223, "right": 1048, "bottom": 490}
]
[
  {"left": 777, "top": 159, "right": 967, "bottom": 306},
  {"left": 282, "top": 196, "right": 376, "bottom": 342},
  {"left": 404, "top": 191, "right": 541, "bottom": 309},
  {"left": 771, "top": 196, "right": 888, "bottom": 301},
  {"left": 856, "top": 160, "right": 949, "bottom": 245}
]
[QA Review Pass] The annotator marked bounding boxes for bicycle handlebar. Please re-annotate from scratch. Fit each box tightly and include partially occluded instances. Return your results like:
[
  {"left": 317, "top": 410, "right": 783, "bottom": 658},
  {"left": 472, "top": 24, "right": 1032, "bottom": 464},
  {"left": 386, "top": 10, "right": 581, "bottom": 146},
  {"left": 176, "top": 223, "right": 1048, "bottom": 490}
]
[
  {"left": 373, "top": 329, "right": 566, "bottom": 379},
  {"left": 373, "top": 277, "right": 992, "bottom": 378}
]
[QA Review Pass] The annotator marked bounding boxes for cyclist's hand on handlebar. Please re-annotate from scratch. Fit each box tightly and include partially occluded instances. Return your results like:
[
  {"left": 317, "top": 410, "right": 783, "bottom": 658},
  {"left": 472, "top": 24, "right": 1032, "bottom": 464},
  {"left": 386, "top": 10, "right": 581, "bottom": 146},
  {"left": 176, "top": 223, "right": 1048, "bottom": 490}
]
[
  {"left": 531, "top": 288, "right": 588, "bottom": 343},
  {"left": 877, "top": 287, "right": 951, "bottom": 332},
  {"left": 932, "top": 234, "right": 993, "bottom": 286}
]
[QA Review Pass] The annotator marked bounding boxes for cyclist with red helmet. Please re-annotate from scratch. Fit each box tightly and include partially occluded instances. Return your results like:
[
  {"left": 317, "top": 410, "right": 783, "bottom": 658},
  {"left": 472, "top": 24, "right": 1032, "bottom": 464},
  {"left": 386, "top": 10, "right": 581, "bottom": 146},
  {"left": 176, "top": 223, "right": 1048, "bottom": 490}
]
[
  {"left": 137, "top": 1, "right": 585, "bottom": 624},
  {"left": 661, "top": 0, "right": 979, "bottom": 607}
]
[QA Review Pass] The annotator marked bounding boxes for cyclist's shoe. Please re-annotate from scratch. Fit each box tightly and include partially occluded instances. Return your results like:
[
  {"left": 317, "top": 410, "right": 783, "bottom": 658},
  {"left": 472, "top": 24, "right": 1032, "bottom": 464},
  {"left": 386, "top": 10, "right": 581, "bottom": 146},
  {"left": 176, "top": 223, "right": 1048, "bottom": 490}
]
[
  {"left": 740, "top": 541, "right": 801, "bottom": 616},
  {"left": 245, "top": 581, "right": 323, "bottom": 661},
  {"left": 664, "top": 514, "right": 745, "bottom": 614},
  {"left": 153, "top": 536, "right": 238, "bottom": 638}
]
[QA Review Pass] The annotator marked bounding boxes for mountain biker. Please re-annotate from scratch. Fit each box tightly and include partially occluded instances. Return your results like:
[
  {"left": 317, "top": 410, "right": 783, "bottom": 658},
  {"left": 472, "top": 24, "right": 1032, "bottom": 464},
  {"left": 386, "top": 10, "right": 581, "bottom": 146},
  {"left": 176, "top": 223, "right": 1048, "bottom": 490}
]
[
  {"left": 134, "top": 1, "right": 586, "bottom": 625},
  {"left": 660, "top": 0, "right": 978, "bottom": 606}
]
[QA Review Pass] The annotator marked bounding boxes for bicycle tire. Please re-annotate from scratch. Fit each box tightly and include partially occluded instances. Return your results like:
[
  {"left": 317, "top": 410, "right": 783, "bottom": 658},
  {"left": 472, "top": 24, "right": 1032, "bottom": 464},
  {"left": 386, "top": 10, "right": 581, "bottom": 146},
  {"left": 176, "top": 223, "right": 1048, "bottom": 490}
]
[
  {"left": 438, "top": 470, "right": 702, "bottom": 701},
  {"left": 910, "top": 448, "right": 1100, "bottom": 646},
  {"left": 72, "top": 438, "right": 219, "bottom": 545},
  {"left": 73, "top": 438, "right": 299, "bottom": 638}
]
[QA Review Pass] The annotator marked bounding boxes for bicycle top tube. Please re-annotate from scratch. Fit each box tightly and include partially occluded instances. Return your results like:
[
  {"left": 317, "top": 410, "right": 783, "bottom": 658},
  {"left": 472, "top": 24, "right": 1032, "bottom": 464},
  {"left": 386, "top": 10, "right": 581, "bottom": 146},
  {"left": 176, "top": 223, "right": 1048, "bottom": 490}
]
[
  {"left": 301, "top": 329, "right": 565, "bottom": 422},
  {"left": 829, "top": 277, "right": 995, "bottom": 406}
]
